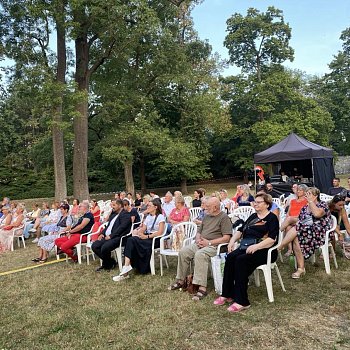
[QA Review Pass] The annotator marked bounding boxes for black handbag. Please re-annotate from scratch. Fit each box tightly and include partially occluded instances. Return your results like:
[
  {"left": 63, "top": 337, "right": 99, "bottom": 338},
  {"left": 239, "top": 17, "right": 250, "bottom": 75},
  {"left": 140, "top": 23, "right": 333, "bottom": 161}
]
[{"left": 239, "top": 238, "right": 257, "bottom": 251}]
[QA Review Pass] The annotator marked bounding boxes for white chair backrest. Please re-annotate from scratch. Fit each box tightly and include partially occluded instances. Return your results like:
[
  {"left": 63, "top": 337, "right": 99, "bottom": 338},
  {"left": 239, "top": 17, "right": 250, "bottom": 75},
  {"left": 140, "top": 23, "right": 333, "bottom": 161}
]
[
  {"left": 183, "top": 196, "right": 192, "bottom": 208},
  {"left": 232, "top": 206, "right": 255, "bottom": 221},
  {"left": 189, "top": 207, "right": 202, "bottom": 222},
  {"left": 329, "top": 215, "right": 337, "bottom": 232},
  {"left": 272, "top": 198, "right": 281, "bottom": 207},
  {"left": 172, "top": 221, "right": 197, "bottom": 241},
  {"left": 138, "top": 213, "right": 144, "bottom": 224},
  {"left": 320, "top": 193, "right": 333, "bottom": 203}
]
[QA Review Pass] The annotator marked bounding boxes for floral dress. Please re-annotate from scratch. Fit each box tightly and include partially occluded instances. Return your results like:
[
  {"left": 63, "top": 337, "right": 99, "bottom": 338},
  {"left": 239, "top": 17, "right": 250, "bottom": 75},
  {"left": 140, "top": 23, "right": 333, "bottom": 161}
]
[{"left": 296, "top": 201, "right": 332, "bottom": 259}]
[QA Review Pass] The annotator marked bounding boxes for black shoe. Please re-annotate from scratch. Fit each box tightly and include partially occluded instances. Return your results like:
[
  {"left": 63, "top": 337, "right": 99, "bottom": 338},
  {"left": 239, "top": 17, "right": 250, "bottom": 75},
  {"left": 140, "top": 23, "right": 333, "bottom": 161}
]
[
  {"left": 95, "top": 266, "right": 105, "bottom": 272},
  {"left": 31, "top": 257, "right": 41, "bottom": 262}
]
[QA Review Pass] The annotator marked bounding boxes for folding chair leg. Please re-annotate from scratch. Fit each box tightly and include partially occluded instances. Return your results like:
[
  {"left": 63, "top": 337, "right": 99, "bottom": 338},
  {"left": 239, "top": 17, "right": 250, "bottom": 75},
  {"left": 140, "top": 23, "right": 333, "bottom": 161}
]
[
  {"left": 150, "top": 252, "right": 155, "bottom": 275},
  {"left": 164, "top": 255, "right": 169, "bottom": 268},
  {"left": 86, "top": 247, "right": 90, "bottom": 265},
  {"left": 116, "top": 249, "right": 123, "bottom": 272},
  {"left": 278, "top": 251, "right": 283, "bottom": 263}
]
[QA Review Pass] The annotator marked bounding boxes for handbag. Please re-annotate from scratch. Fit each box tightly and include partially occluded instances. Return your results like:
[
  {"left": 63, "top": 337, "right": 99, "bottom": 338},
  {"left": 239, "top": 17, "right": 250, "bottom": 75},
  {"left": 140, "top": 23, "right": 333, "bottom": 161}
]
[{"left": 239, "top": 238, "right": 257, "bottom": 251}]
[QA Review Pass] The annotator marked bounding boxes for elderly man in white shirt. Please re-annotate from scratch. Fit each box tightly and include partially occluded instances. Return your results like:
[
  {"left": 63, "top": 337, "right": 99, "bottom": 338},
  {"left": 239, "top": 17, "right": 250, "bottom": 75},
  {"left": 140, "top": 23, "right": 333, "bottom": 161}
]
[{"left": 162, "top": 191, "right": 175, "bottom": 218}]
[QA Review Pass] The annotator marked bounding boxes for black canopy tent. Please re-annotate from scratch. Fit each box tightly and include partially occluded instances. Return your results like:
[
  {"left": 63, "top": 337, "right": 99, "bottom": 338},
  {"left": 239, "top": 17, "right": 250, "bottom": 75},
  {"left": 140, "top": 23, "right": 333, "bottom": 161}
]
[{"left": 254, "top": 133, "right": 335, "bottom": 193}]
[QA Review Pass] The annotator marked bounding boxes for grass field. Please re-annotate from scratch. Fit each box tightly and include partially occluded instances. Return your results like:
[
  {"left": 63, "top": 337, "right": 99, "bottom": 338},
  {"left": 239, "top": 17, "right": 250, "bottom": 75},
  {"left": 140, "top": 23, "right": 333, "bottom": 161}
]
[
  {"left": 1, "top": 238, "right": 350, "bottom": 350},
  {"left": 2, "top": 177, "right": 350, "bottom": 350}
]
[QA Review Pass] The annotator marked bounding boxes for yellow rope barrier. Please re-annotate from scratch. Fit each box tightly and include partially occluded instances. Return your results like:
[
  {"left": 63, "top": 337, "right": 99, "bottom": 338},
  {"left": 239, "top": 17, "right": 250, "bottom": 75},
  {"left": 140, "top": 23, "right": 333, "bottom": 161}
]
[{"left": 0, "top": 258, "right": 67, "bottom": 277}]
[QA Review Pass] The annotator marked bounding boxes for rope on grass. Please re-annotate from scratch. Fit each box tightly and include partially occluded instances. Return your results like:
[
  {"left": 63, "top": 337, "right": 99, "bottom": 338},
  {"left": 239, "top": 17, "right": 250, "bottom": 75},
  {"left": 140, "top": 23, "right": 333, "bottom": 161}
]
[{"left": 0, "top": 258, "right": 67, "bottom": 277}]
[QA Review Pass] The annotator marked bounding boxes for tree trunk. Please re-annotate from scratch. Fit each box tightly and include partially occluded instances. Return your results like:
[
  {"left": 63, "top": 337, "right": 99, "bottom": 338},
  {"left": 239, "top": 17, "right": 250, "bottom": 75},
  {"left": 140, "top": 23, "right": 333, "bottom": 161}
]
[
  {"left": 124, "top": 159, "right": 135, "bottom": 196},
  {"left": 139, "top": 153, "right": 146, "bottom": 194},
  {"left": 243, "top": 170, "right": 248, "bottom": 184},
  {"left": 73, "top": 15, "right": 90, "bottom": 200},
  {"left": 52, "top": 1, "right": 67, "bottom": 201},
  {"left": 180, "top": 178, "right": 188, "bottom": 194}
]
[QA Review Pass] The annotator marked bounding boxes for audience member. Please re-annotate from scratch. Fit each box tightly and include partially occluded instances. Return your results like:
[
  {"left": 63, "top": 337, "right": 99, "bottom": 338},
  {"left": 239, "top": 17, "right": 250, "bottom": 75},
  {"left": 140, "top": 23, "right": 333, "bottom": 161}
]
[
  {"left": 279, "top": 187, "right": 332, "bottom": 278},
  {"left": 112, "top": 199, "right": 166, "bottom": 280},
  {"left": 168, "top": 197, "right": 232, "bottom": 301},
  {"left": 168, "top": 196, "right": 190, "bottom": 228},
  {"left": 192, "top": 189, "right": 203, "bottom": 208},
  {"left": 327, "top": 177, "right": 345, "bottom": 196},
  {"left": 134, "top": 192, "right": 143, "bottom": 209},
  {"left": 162, "top": 191, "right": 175, "bottom": 218},
  {"left": 235, "top": 185, "right": 254, "bottom": 207},
  {"left": 266, "top": 183, "right": 280, "bottom": 198},
  {"left": 90, "top": 200, "right": 101, "bottom": 223},
  {"left": 92, "top": 199, "right": 134, "bottom": 271},
  {"left": 214, "top": 193, "right": 279, "bottom": 312},
  {"left": 32, "top": 204, "right": 72, "bottom": 263},
  {"left": 328, "top": 195, "right": 350, "bottom": 242},
  {"left": 55, "top": 202, "right": 94, "bottom": 263}
]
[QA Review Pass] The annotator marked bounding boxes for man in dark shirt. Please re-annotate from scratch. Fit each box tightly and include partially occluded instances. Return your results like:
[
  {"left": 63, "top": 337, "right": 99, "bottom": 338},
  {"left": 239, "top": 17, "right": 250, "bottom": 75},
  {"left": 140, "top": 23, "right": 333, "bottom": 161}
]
[
  {"left": 266, "top": 183, "right": 280, "bottom": 199},
  {"left": 55, "top": 202, "right": 94, "bottom": 262},
  {"left": 92, "top": 199, "right": 134, "bottom": 271},
  {"left": 327, "top": 177, "right": 345, "bottom": 196}
]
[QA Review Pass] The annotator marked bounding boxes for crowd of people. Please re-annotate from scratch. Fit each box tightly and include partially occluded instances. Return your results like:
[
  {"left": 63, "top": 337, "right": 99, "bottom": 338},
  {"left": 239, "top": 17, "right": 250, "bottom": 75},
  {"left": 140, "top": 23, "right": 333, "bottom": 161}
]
[{"left": 1, "top": 176, "right": 350, "bottom": 314}]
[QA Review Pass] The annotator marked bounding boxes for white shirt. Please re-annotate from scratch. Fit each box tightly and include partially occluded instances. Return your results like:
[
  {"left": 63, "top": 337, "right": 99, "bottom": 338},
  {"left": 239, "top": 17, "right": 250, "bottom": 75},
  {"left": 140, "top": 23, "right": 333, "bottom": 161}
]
[
  {"left": 105, "top": 213, "right": 119, "bottom": 236},
  {"left": 144, "top": 214, "right": 165, "bottom": 233},
  {"left": 162, "top": 201, "right": 175, "bottom": 217}
]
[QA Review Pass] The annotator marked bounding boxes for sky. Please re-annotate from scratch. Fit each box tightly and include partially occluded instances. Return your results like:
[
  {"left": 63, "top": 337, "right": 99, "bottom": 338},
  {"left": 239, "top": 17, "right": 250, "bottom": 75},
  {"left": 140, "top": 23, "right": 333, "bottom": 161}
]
[{"left": 192, "top": 0, "right": 350, "bottom": 76}]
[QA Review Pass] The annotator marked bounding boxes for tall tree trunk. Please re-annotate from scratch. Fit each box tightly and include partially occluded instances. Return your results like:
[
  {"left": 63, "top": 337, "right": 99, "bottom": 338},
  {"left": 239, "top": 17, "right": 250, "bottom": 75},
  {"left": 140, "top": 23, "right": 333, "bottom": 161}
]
[
  {"left": 73, "top": 16, "right": 90, "bottom": 200},
  {"left": 52, "top": 1, "right": 67, "bottom": 201},
  {"left": 180, "top": 178, "right": 188, "bottom": 194},
  {"left": 124, "top": 159, "right": 135, "bottom": 196},
  {"left": 139, "top": 153, "right": 146, "bottom": 194}
]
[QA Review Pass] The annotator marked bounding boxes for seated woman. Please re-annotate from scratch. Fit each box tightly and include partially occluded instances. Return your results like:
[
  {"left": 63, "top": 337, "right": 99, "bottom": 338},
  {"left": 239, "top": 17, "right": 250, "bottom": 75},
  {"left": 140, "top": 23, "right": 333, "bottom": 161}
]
[
  {"left": 279, "top": 187, "right": 332, "bottom": 278},
  {"left": 214, "top": 193, "right": 279, "bottom": 312},
  {"left": 70, "top": 198, "right": 80, "bottom": 218},
  {"left": 168, "top": 196, "right": 190, "bottom": 227},
  {"left": 328, "top": 195, "right": 350, "bottom": 242},
  {"left": 134, "top": 192, "right": 143, "bottom": 209},
  {"left": 0, "top": 206, "right": 12, "bottom": 228},
  {"left": 193, "top": 197, "right": 208, "bottom": 226},
  {"left": 112, "top": 199, "right": 165, "bottom": 281},
  {"left": 122, "top": 198, "right": 140, "bottom": 225},
  {"left": 280, "top": 184, "right": 308, "bottom": 256},
  {"left": 28, "top": 202, "right": 51, "bottom": 241},
  {"left": 32, "top": 202, "right": 61, "bottom": 243},
  {"left": 192, "top": 189, "right": 203, "bottom": 208},
  {"left": 32, "top": 204, "right": 72, "bottom": 263},
  {"left": 90, "top": 200, "right": 101, "bottom": 223},
  {"left": 139, "top": 195, "right": 151, "bottom": 214},
  {"left": 256, "top": 186, "right": 280, "bottom": 218},
  {"left": 235, "top": 185, "right": 254, "bottom": 208},
  {"left": 0, "top": 203, "right": 25, "bottom": 253}
]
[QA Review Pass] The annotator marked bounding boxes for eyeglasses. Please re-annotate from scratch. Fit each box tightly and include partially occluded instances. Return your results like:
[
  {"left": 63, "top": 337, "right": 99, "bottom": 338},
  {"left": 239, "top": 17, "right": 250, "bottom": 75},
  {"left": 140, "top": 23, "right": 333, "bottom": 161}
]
[{"left": 253, "top": 200, "right": 265, "bottom": 204}]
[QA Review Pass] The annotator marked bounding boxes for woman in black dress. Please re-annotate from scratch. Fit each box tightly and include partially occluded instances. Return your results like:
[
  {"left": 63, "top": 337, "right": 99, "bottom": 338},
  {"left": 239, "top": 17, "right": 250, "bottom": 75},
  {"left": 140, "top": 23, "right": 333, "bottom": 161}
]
[{"left": 214, "top": 193, "right": 279, "bottom": 312}]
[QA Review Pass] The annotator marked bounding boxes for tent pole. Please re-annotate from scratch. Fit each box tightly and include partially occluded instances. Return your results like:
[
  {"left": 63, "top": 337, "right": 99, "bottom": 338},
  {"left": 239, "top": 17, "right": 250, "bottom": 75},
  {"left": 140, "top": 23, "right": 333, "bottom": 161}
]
[
  {"left": 311, "top": 158, "right": 315, "bottom": 186},
  {"left": 254, "top": 164, "right": 257, "bottom": 194}
]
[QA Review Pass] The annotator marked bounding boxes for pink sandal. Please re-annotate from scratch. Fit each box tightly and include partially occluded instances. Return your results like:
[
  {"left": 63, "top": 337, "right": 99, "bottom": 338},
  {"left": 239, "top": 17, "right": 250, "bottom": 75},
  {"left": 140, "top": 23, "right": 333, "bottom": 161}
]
[
  {"left": 227, "top": 302, "right": 251, "bottom": 313},
  {"left": 213, "top": 296, "right": 233, "bottom": 305}
]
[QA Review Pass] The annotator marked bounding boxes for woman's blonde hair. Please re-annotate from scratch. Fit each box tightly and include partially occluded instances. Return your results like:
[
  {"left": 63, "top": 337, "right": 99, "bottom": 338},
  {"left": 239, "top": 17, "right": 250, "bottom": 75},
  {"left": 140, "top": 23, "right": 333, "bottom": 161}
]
[{"left": 307, "top": 187, "right": 320, "bottom": 201}]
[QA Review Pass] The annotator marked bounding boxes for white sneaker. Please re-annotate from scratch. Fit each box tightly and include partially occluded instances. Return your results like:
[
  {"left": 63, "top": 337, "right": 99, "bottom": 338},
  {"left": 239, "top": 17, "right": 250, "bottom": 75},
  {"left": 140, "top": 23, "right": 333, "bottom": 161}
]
[
  {"left": 29, "top": 229, "right": 37, "bottom": 233},
  {"left": 32, "top": 238, "right": 39, "bottom": 243},
  {"left": 112, "top": 274, "right": 130, "bottom": 282},
  {"left": 120, "top": 265, "right": 133, "bottom": 275}
]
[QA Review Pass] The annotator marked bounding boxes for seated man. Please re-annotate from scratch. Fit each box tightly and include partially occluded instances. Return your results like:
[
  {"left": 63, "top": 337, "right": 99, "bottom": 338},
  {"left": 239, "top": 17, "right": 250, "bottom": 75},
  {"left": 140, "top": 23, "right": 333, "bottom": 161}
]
[
  {"left": 327, "top": 177, "right": 345, "bottom": 196},
  {"left": 266, "top": 183, "right": 280, "bottom": 198},
  {"left": 169, "top": 197, "right": 232, "bottom": 300},
  {"left": 55, "top": 202, "right": 94, "bottom": 262},
  {"left": 92, "top": 199, "right": 134, "bottom": 271},
  {"left": 162, "top": 191, "right": 175, "bottom": 218}
]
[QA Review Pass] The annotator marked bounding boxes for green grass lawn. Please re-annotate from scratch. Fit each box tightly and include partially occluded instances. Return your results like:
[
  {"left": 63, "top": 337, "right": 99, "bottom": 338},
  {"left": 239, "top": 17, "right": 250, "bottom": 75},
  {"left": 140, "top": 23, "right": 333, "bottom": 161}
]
[{"left": 1, "top": 240, "right": 350, "bottom": 350}]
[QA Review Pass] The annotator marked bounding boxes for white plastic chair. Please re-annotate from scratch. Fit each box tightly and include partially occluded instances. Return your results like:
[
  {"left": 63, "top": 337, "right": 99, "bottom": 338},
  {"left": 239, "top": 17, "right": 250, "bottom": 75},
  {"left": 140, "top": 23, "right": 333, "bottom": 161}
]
[
  {"left": 85, "top": 223, "right": 107, "bottom": 265},
  {"left": 310, "top": 215, "right": 337, "bottom": 274},
  {"left": 189, "top": 207, "right": 202, "bottom": 222},
  {"left": 320, "top": 193, "right": 333, "bottom": 203},
  {"left": 159, "top": 222, "right": 197, "bottom": 276},
  {"left": 114, "top": 217, "right": 143, "bottom": 272},
  {"left": 150, "top": 224, "right": 168, "bottom": 275},
  {"left": 183, "top": 196, "right": 192, "bottom": 208},
  {"left": 11, "top": 224, "right": 26, "bottom": 251},
  {"left": 253, "top": 230, "right": 286, "bottom": 302},
  {"left": 272, "top": 198, "right": 281, "bottom": 207},
  {"left": 231, "top": 206, "right": 255, "bottom": 222}
]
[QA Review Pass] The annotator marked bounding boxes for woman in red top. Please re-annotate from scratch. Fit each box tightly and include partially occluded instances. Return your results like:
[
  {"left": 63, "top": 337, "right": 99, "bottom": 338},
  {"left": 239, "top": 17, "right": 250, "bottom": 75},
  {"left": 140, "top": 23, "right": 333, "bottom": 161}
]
[
  {"left": 90, "top": 200, "right": 101, "bottom": 223},
  {"left": 280, "top": 184, "right": 308, "bottom": 256},
  {"left": 168, "top": 196, "right": 190, "bottom": 226}
]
